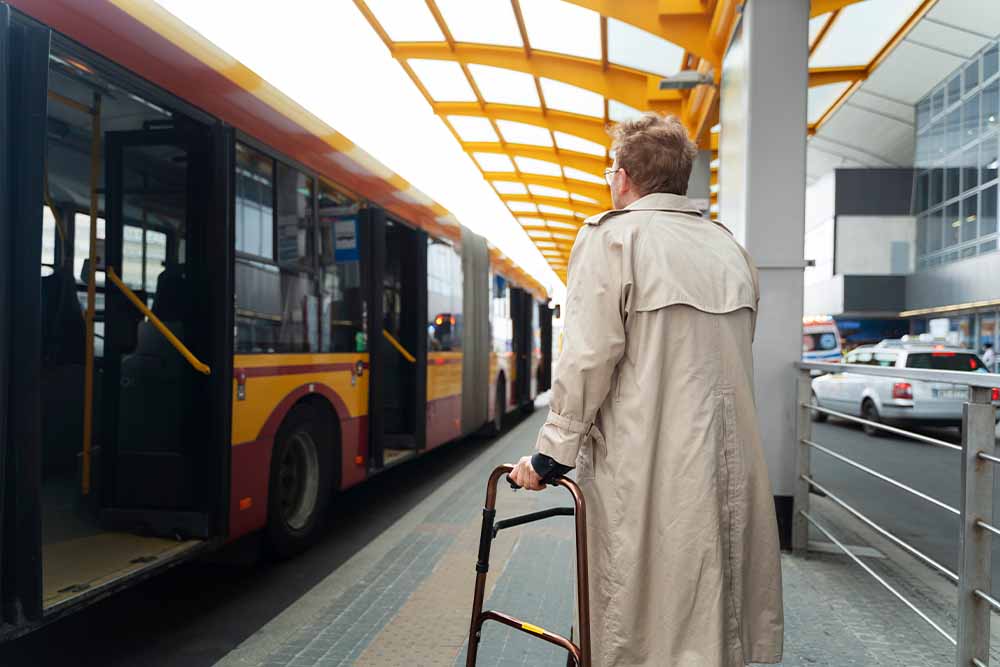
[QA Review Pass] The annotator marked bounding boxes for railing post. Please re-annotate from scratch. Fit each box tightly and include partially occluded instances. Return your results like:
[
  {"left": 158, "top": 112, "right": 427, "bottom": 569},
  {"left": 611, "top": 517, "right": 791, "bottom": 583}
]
[
  {"left": 956, "top": 386, "right": 996, "bottom": 667},
  {"left": 792, "top": 366, "right": 813, "bottom": 553}
]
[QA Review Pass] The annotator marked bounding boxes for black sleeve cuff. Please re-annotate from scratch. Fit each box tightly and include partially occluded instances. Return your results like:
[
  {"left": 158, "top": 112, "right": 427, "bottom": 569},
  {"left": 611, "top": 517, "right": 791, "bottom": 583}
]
[{"left": 531, "top": 453, "right": 574, "bottom": 483}]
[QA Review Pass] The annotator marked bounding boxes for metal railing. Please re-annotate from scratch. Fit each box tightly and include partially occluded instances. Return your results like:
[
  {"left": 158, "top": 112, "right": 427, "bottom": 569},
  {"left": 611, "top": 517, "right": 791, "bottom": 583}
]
[{"left": 794, "top": 360, "right": 1000, "bottom": 667}]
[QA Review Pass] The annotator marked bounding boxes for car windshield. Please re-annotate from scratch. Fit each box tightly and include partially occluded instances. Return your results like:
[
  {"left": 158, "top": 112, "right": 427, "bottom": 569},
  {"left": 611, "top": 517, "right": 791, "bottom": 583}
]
[
  {"left": 906, "top": 352, "right": 986, "bottom": 372},
  {"left": 803, "top": 332, "right": 838, "bottom": 352}
]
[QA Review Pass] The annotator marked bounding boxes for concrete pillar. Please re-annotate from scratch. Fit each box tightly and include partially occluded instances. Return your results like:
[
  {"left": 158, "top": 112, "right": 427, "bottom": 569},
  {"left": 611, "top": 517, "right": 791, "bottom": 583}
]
[
  {"left": 718, "top": 0, "right": 808, "bottom": 548},
  {"left": 686, "top": 149, "right": 713, "bottom": 215}
]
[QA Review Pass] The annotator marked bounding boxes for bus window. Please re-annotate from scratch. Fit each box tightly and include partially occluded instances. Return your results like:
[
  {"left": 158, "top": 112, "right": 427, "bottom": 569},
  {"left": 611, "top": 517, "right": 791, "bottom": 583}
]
[
  {"left": 235, "top": 143, "right": 274, "bottom": 259},
  {"left": 73, "top": 212, "right": 105, "bottom": 286},
  {"left": 427, "top": 237, "right": 462, "bottom": 351},
  {"left": 318, "top": 180, "right": 365, "bottom": 353}
]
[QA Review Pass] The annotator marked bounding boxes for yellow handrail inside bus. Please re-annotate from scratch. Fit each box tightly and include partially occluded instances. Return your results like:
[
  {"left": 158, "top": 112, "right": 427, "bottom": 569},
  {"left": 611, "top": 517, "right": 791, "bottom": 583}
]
[
  {"left": 382, "top": 329, "right": 416, "bottom": 363},
  {"left": 106, "top": 267, "right": 211, "bottom": 376}
]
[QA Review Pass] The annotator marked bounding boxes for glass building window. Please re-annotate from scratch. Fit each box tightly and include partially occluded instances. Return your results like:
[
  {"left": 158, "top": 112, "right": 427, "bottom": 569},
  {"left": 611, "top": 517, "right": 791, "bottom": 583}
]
[
  {"left": 963, "top": 93, "right": 980, "bottom": 144},
  {"left": 932, "top": 87, "right": 945, "bottom": 117},
  {"left": 944, "top": 202, "right": 961, "bottom": 248},
  {"left": 985, "top": 45, "right": 999, "bottom": 82},
  {"left": 946, "top": 166, "right": 960, "bottom": 201},
  {"left": 235, "top": 143, "right": 274, "bottom": 259},
  {"left": 948, "top": 74, "right": 962, "bottom": 107},
  {"left": 916, "top": 171, "right": 930, "bottom": 210},
  {"left": 983, "top": 184, "right": 998, "bottom": 236},
  {"left": 928, "top": 209, "right": 943, "bottom": 253},
  {"left": 965, "top": 60, "right": 980, "bottom": 95},
  {"left": 983, "top": 136, "right": 999, "bottom": 184},
  {"left": 946, "top": 107, "right": 962, "bottom": 154},
  {"left": 985, "top": 81, "right": 999, "bottom": 133},
  {"left": 917, "top": 98, "right": 931, "bottom": 130},
  {"left": 916, "top": 214, "right": 927, "bottom": 256},
  {"left": 963, "top": 147, "right": 979, "bottom": 193},
  {"left": 930, "top": 167, "right": 944, "bottom": 207},
  {"left": 961, "top": 194, "right": 978, "bottom": 243}
]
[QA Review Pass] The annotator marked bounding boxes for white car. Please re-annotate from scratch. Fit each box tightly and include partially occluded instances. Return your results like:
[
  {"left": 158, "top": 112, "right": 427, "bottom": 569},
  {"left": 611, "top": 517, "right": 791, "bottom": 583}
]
[{"left": 810, "top": 344, "right": 1000, "bottom": 436}]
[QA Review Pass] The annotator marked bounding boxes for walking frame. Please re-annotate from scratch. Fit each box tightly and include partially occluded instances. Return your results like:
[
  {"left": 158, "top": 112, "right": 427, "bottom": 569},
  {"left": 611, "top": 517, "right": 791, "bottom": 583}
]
[{"left": 466, "top": 464, "right": 591, "bottom": 667}]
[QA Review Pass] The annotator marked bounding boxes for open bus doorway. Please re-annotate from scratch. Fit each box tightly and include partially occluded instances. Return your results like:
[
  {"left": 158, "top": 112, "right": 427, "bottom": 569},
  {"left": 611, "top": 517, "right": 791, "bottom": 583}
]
[
  {"left": 36, "top": 43, "right": 229, "bottom": 612},
  {"left": 367, "top": 215, "right": 427, "bottom": 469}
]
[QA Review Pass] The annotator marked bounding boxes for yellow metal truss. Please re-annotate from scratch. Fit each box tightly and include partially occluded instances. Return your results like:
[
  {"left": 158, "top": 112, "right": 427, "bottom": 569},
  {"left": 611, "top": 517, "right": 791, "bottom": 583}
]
[{"left": 354, "top": 0, "right": 933, "bottom": 282}]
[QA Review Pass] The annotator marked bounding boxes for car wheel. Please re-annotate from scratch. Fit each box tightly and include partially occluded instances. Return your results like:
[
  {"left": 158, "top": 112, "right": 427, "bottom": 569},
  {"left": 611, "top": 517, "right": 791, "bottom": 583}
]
[
  {"left": 861, "top": 400, "right": 884, "bottom": 438},
  {"left": 809, "top": 393, "right": 827, "bottom": 423},
  {"left": 266, "top": 404, "right": 333, "bottom": 558}
]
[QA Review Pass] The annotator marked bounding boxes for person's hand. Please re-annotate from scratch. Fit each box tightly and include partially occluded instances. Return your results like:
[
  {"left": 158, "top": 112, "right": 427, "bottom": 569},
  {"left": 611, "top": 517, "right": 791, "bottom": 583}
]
[{"left": 509, "top": 455, "right": 544, "bottom": 491}]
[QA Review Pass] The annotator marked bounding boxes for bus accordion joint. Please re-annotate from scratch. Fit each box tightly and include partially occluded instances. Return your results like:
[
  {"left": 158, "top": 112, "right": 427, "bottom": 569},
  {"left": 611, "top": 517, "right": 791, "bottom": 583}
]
[
  {"left": 382, "top": 329, "right": 416, "bottom": 363},
  {"left": 106, "top": 266, "right": 211, "bottom": 376}
]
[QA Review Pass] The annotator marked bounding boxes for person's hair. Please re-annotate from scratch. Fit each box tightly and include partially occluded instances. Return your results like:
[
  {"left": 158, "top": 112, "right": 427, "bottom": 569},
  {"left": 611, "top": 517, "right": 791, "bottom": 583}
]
[{"left": 609, "top": 112, "right": 698, "bottom": 197}]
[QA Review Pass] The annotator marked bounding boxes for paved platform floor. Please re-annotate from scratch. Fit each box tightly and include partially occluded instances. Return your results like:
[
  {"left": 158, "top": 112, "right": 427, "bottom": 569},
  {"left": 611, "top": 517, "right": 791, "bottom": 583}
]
[{"left": 214, "top": 407, "right": 976, "bottom": 667}]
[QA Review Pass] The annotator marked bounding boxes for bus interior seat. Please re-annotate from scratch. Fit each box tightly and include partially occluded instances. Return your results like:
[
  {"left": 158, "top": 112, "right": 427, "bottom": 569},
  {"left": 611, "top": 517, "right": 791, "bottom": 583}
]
[
  {"left": 40, "top": 264, "right": 86, "bottom": 474},
  {"left": 116, "top": 264, "right": 195, "bottom": 508}
]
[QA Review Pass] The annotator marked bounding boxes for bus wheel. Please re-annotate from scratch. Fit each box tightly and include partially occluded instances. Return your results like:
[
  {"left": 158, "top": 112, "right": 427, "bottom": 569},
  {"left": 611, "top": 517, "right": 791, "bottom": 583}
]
[{"left": 266, "top": 404, "right": 333, "bottom": 558}]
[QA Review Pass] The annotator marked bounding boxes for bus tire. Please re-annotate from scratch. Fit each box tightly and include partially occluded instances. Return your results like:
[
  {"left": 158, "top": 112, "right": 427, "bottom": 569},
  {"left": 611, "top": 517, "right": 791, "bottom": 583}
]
[{"left": 266, "top": 403, "right": 333, "bottom": 558}]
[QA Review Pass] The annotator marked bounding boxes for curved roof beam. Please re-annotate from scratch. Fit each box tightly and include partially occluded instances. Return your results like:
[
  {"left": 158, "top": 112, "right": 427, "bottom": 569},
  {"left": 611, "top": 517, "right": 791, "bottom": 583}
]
[
  {"left": 436, "top": 102, "right": 613, "bottom": 146},
  {"left": 466, "top": 143, "right": 608, "bottom": 175},
  {"left": 482, "top": 172, "right": 611, "bottom": 205},
  {"left": 502, "top": 194, "right": 604, "bottom": 216},
  {"left": 392, "top": 42, "right": 680, "bottom": 113}
]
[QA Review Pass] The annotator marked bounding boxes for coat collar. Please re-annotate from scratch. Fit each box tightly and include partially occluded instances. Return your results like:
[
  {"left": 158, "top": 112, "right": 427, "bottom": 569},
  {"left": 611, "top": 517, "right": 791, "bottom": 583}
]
[{"left": 584, "top": 192, "right": 703, "bottom": 225}]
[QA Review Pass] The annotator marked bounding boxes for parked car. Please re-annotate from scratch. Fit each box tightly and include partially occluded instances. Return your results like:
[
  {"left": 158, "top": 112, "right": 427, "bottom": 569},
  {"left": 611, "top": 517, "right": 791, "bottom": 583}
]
[{"left": 810, "top": 344, "right": 1000, "bottom": 436}]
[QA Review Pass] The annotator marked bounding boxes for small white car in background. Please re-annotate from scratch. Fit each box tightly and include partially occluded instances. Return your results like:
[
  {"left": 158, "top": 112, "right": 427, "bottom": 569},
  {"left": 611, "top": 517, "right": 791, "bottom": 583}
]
[{"left": 810, "top": 344, "right": 1000, "bottom": 436}]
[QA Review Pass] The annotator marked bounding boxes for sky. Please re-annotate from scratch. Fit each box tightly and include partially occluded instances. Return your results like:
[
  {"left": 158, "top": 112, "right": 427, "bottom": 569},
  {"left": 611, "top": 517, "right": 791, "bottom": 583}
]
[{"left": 152, "top": 0, "right": 565, "bottom": 300}]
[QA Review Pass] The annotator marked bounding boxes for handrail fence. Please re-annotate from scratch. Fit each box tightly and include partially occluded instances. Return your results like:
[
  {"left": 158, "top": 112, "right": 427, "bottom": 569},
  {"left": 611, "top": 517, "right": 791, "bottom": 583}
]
[{"left": 794, "top": 360, "right": 1000, "bottom": 667}]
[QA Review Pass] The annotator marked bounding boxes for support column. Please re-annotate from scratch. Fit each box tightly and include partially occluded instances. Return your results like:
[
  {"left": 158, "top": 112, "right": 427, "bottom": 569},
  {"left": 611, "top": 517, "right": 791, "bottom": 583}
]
[
  {"left": 718, "top": 0, "right": 808, "bottom": 549},
  {"left": 686, "top": 149, "right": 713, "bottom": 215}
]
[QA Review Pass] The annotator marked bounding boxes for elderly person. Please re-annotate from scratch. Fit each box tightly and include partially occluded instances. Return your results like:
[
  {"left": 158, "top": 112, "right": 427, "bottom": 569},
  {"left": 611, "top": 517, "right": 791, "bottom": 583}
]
[{"left": 510, "top": 113, "right": 783, "bottom": 666}]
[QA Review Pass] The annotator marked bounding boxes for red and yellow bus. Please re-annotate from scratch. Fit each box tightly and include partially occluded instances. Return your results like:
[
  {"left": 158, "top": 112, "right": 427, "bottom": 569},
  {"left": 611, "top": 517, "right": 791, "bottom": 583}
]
[{"left": 0, "top": 0, "right": 553, "bottom": 639}]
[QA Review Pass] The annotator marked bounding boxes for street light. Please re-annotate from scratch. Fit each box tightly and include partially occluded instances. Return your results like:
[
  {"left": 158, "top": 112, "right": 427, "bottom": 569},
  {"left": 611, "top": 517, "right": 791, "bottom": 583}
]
[{"left": 658, "top": 70, "right": 716, "bottom": 90}]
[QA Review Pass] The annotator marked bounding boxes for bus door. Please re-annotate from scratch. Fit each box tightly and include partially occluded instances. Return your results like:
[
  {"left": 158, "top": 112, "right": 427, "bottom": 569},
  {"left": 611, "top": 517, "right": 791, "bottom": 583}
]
[
  {"left": 510, "top": 288, "right": 533, "bottom": 406},
  {"left": 99, "top": 123, "right": 225, "bottom": 538},
  {"left": 366, "top": 211, "right": 427, "bottom": 468}
]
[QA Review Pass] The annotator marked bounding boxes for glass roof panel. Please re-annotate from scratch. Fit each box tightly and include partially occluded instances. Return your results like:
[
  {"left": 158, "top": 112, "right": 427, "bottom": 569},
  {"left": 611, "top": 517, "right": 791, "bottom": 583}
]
[
  {"left": 528, "top": 184, "right": 570, "bottom": 198},
  {"left": 607, "top": 18, "right": 684, "bottom": 78},
  {"left": 520, "top": 0, "right": 600, "bottom": 60},
  {"left": 496, "top": 120, "right": 553, "bottom": 146},
  {"left": 608, "top": 99, "right": 644, "bottom": 122},
  {"left": 493, "top": 180, "right": 528, "bottom": 195},
  {"left": 570, "top": 192, "right": 599, "bottom": 204},
  {"left": 514, "top": 156, "right": 562, "bottom": 176},
  {"left": 553, "top": 131, "right": 606, "bottom": 157},
  {"left": 810, "top": 0, "right": 923, "bottom": 68},
  {"left": 527, "top": 229, "right": 553, "bottom": 238},
  {"left": 518, "top": 216, "right": 546, "bottom": 225},
  {"left": 807, "top": 81, "right": 851, "bottom": 124},
  {"left": 366, "top": 0, "right": 444, "bottom": 42},
  {"left": 535, "top": 240, "right": 559, "bottom": 248},
  {"left": 551, "top": 232, "right": 577, "bottom": 241},
  {"left": 538, "top": 203, "right": 574, "bottom": 215},
  {"left": 563, "top": 167, "right": 604, "bottom": 184},
  {"left": 539, "top": 78, "right": 604, "bottom": 117},
  {"left": 809, "top": 13, "right": 831, "bottom": 48},
  {"left": 447, "top": 115, "right": 499, "bottom": 142},
  {"left": 436, "top": 0, "right": 522, "bottom": 47},
  {"left": 473, "top": 152, "right": 515, "bottom": 171},
  {"left": 507, "top": 201, "right": 538, "bottom": 212},
  {"left": 408, "top": 59, "right": 477, "bottom": 101},
  {"left": 545, "top": 220, "right": 579, "bottom": 229},
  {"left": 468, "top": 64, "right": 540, "bottom": 106}
]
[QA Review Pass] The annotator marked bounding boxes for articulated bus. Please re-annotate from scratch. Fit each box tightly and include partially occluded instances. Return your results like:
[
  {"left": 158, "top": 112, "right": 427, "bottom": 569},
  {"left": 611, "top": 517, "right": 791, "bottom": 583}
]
[{"left": 0, "top": 0, "right": 553, "bottom": 639}]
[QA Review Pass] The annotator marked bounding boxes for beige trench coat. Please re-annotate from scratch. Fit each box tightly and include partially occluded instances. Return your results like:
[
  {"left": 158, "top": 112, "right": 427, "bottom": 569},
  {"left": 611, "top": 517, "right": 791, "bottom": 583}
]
[{"left": 536, "top": 193, "right": 783, "bottom": 667}]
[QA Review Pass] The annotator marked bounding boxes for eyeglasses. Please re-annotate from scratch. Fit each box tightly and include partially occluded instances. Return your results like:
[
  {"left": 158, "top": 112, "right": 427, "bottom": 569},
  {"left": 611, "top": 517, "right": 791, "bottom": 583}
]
[{"left": 603, "top": 167, "right": 621, "bottom": 186}]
